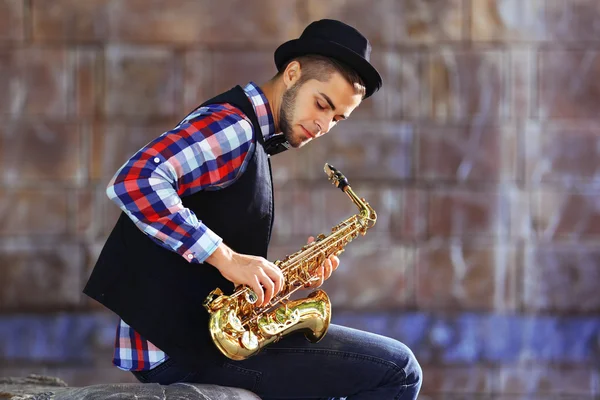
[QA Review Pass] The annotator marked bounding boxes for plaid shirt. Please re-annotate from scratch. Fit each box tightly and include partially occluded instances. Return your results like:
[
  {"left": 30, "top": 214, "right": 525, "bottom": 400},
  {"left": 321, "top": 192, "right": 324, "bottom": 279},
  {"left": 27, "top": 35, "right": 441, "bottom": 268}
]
[{"left": 109, "top": 82, "right": 276, "bottom": 371}]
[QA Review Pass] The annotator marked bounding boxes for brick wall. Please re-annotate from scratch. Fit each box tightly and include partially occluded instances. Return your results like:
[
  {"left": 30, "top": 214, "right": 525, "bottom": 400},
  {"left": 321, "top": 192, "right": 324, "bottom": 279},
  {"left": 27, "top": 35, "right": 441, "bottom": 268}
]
[{"left": 1, "top": 0, "right": 599, "bottom": 398}]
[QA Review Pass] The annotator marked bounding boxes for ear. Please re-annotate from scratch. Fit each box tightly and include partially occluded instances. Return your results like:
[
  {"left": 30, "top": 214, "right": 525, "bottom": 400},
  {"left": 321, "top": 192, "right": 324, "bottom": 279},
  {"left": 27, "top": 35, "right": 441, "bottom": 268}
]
[{"left": 282, "top": 60, "right": 301, "bottom": 89}]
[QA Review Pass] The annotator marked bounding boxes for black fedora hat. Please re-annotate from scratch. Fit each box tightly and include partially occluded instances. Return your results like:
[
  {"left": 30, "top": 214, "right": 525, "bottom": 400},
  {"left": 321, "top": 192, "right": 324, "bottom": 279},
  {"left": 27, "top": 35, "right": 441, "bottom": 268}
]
[{"left": 274, "top": 19, "right": 382, "bottom": 99}]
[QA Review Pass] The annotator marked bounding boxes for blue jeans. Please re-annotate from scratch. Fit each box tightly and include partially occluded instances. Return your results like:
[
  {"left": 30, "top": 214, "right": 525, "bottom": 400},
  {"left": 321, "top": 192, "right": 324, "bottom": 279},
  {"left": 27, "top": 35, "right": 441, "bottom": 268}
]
[{"left": 132, "top": 324, "right": 422, "bottom": 399}]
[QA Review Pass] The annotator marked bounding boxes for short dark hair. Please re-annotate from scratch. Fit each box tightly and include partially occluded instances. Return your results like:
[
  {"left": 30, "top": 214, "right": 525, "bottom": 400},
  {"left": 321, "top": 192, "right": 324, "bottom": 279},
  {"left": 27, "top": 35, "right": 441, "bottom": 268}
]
[{"left": 276, "top": 54, "right": 366, "bottom": 98}]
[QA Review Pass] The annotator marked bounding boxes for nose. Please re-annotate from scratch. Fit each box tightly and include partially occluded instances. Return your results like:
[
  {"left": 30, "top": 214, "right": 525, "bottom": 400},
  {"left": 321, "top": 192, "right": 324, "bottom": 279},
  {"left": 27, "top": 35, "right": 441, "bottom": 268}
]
[{"left": 314, "top": 119, "right": 334, "bottom": 137}]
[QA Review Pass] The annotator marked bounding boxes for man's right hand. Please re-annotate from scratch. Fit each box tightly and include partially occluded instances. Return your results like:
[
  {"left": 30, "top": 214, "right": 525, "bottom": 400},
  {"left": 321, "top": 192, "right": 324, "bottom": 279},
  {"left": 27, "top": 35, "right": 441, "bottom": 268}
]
[{"left": 205, "top": 242, "right": 284, "bottom": 308}]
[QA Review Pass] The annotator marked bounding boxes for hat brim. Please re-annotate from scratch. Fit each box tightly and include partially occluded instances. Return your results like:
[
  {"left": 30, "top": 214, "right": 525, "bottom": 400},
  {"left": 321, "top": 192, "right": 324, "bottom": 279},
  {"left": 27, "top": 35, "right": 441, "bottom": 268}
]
[{"left": 274, "top": 38, "right": 382, "bottom": 99}]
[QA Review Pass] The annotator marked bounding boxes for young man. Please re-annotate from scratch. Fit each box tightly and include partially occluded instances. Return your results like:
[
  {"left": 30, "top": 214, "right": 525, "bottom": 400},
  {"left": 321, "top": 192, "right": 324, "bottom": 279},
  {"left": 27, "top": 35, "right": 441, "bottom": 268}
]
[{"left": 84, "top": 19, "right": 422, "bottom": 399}]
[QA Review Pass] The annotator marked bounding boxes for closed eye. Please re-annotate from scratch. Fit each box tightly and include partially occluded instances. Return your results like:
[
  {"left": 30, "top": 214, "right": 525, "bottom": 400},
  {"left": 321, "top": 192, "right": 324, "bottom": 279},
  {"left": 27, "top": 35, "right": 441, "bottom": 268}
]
[{"left": 316, "top": 98, "right": 344, "bottom": 124}]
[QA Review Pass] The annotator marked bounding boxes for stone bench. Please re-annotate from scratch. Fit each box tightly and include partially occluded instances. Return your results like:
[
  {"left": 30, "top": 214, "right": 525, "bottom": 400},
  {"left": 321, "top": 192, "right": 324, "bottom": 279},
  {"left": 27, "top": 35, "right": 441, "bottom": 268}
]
[{"left": 0, "top": 375, "right": 261, "bottom": 399}]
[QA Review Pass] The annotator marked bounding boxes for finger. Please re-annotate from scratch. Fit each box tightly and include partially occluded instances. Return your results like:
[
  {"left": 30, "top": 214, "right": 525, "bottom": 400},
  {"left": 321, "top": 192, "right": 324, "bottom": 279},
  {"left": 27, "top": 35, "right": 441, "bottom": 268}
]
[
  {"left": 313, "top": 267, "right": 323, "bottom": 284},
  {"left": 250, "top": 276, "right": 265, "bottom": 307},
  {"left": 323, "top": 258, "right": 333, "bottom": 280},
  {"left": 258, "top": 270, "right": 276, "bottom": 307},
  {"left": 307, "top": 236, "right": 315, "bottom": 244},
  {"left": 262, "top": 262, "right": 285, "bottom": 295},
  {"left": 330, "top": 255, "right": 340, "bottom": 271},
  {"left": 304, "top": 269, "right": 318, "bottom": 288},
  {"left": 317, "top": 266, "right": 325, "bottom": 287}
]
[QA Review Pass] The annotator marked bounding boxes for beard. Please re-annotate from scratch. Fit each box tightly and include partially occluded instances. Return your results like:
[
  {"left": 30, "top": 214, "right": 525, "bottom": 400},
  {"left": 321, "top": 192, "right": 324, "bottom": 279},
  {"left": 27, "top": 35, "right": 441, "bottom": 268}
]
[{"left": 278, "top": 82, "right": 303, "bottom": 148}]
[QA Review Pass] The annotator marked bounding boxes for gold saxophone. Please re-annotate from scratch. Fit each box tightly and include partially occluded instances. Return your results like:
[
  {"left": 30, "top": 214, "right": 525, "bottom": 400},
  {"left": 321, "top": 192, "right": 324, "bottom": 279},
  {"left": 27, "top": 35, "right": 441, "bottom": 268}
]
[{"left": 203, "top": 163, "right": 377, "bottom": 360}]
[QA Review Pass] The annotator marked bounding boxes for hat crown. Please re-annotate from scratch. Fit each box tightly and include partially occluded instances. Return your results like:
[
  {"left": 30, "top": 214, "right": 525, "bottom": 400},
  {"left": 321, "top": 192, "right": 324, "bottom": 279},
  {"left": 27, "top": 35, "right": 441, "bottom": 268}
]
[
  {"left": 300, "top": 19, "right": 371, "bottom": 62},
  {"left": 273, "top": 19, "right": 382, "bottom": 98}
]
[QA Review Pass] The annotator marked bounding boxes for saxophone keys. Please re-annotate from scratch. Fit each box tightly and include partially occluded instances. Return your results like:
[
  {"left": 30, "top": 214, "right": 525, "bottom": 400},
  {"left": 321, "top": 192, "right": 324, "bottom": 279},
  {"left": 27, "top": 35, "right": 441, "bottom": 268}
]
[
  {"left": 227, "top": 310, "right": 245, "bottom": 333},
  {"left": 203, "top": 288, "right": 226, "bottom": 312},
  {"left": 245, "top": 289, "right": 258, "bottom": 304},
  {"left": 241, "top": 330, "right": 259, "bottom": 350}
]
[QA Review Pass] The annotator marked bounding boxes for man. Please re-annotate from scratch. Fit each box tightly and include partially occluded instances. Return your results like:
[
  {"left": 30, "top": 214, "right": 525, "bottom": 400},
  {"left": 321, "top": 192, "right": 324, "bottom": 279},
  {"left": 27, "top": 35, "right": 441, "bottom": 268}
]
[{"left": 84, "top": 19, "right": 422, "bottom": 399}]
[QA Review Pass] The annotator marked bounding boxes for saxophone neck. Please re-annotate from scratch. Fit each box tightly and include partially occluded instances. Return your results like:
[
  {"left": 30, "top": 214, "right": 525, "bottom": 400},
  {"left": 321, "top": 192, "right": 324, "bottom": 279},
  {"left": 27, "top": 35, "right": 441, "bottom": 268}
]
[
  {"left": 345, "top": 186, "right": 377, "bottom": 229},
  {"left": 324, "top": 163, "right": 376, "bottom": 229}
]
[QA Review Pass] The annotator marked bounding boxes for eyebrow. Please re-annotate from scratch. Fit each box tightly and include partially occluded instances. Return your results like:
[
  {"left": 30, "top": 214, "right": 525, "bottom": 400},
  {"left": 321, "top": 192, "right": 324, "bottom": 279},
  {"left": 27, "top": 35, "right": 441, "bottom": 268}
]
[{"left": 318, "top": 92, "right": 347, "bottom": 120}]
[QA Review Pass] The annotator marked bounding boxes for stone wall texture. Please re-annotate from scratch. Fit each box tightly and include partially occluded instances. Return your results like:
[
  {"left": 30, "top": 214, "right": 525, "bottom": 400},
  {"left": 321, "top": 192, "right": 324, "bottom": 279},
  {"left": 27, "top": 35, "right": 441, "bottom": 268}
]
[{"left": 1, "top": 0, "right": 600, "bottom": 398}]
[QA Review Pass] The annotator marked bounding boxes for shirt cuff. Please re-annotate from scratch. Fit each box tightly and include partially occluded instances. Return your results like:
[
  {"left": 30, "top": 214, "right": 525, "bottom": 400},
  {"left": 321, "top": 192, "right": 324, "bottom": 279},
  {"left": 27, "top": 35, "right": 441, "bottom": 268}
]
[{"left": 181, "top": 225, "right": 223, "bottom": 264}]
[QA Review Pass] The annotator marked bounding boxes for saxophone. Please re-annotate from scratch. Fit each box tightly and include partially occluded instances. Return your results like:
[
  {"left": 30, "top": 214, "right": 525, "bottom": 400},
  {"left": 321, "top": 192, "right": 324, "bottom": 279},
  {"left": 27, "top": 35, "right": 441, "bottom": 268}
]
[{"left": 203, "top": 163, "right": 377, "bottom": 360}]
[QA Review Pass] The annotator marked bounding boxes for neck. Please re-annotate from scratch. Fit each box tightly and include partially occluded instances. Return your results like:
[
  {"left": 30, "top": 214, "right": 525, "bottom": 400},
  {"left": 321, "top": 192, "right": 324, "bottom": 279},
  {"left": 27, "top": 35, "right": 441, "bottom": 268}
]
[{"left": 259, "top": 78, "right": 285, "bottom": 134}]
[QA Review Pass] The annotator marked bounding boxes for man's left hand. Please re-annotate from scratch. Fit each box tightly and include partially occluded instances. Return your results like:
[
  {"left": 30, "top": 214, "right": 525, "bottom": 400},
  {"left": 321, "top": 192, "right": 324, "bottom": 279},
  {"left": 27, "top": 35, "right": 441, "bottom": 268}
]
[{"left": 304, "top": 236, "right": 340, "bottom": 289}]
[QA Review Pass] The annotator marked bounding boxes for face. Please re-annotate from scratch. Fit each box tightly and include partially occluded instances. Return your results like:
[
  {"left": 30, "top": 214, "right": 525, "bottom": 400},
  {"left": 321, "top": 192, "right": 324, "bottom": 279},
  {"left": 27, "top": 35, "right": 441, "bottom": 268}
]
[{"left": 279, "top": 71, "right": 363, "bottom": 148}]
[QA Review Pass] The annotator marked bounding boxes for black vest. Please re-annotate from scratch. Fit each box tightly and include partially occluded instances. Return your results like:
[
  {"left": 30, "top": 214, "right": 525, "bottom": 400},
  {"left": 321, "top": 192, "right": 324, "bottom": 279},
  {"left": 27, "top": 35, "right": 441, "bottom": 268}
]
[{"left": 83, "top": 86, "right": 275, "bottom": 368}]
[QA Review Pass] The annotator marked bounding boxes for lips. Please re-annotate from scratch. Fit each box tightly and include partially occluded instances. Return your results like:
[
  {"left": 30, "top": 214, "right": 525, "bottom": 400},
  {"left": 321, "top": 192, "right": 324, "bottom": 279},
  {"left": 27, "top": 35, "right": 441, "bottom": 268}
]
[{"left": 301, "top": 126, "right": 315, "bottom": 139}]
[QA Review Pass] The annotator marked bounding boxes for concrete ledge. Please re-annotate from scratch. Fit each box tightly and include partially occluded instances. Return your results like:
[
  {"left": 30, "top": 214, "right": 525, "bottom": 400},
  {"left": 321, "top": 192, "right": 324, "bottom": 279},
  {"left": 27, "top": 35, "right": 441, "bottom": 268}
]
[{"left": 0, "top": 375, "right": 262, "bottom": 399}]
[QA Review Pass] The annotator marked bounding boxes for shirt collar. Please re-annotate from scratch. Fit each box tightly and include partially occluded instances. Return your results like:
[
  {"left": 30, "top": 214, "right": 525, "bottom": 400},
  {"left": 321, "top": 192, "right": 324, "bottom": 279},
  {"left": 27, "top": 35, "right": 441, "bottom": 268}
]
[{"left": 242, "top": 82, "right": 276, "bottom": 141}]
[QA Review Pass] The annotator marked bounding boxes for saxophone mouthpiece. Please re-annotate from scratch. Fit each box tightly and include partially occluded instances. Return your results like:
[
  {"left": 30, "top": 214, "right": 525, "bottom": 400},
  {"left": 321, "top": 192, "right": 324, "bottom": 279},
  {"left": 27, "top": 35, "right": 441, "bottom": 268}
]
[{"left": 324, "top": 163, "right": 349, "bottom": 191}]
